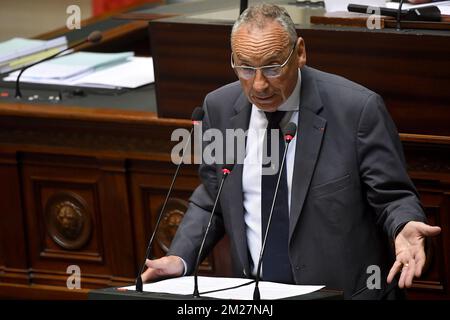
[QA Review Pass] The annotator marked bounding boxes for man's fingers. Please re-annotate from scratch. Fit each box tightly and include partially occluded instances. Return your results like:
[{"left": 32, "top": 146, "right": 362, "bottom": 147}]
[
  {"left": 391, "top": 222, "right": 440, "bottom": 289},
  {"left": 404, "top": 259, "right": 416, "bottom": 288},
  {"left": 145, "top": 258, "right": 166, "bottom": 270},
  {"left": 141, "top": 266, "right": 159, "bottom": 283},
  {"left": 398, "top": 263, "right": 408, "bottom": 288},
  {"left": 414, "top": 250, "right": 426, "bottom": 278},
  {"left": 387, "top": 260, "right": 402, "bottom": 284},
  {"left": 418, "top": 224, "right": 441, "bottom": 237},
  {"left": 143, "top": 256, "right": 184, "bottom": 282},
  {"left": 142, "top": 258, "right": 170, "bottom": 282},
  {"left": 389, "top": 259, "right": 415, "bottom": 288}
]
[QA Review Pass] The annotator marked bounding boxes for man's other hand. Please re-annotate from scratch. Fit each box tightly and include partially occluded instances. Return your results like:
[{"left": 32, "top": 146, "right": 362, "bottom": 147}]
[
  {"left": 387, "top": 221, "right": 441, "bottom": 288},
  {"left": 140, "top": 255, "right": 184, "bottom": 283}
]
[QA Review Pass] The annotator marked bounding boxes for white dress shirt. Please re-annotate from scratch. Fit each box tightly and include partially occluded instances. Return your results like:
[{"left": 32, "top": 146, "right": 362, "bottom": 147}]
[{"left": 242, "top": 69, "right": 301, "bottom": 276}]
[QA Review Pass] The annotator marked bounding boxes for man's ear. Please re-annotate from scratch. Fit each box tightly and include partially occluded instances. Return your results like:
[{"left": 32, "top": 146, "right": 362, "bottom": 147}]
[{"left": 296, "top": 37, "right": 307, "bottom": 68}]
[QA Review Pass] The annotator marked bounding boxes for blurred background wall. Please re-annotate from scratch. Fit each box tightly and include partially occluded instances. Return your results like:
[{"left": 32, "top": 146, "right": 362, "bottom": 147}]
[{"left": 0, "top": 0, "right": 171, "bottom": 42}]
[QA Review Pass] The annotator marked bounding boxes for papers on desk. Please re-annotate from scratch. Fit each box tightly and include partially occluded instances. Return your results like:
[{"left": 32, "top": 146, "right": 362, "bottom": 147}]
[
  {"left": 5, "top": 51, "right": 132, "bottom": 80},
  {"left": 3, "top": 52, "right": 155, "bottom": 89},
  {"left": 386, "top": 1, "right": 450, "bottom": 15},
  {"left": 0, "top": 36, "right": 67, "bottom": 73},
  {"left": 121, "top": 276, "right": 324, "bottom": 300},
  {"left": 324, "top": 0, "right": 450, "bottom": 15},
  {"left": 71, "top": 56, "right": 154, "bottom": 89},
  {"left": 324, "top": 0, "right": 386, "bottom": 12}
]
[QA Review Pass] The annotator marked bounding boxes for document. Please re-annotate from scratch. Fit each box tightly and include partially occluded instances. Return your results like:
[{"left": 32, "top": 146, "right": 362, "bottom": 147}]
[
  {"left": 0, "top": 36, "right": 67, "bottom": 73},
  {"left": 2, "top": 53, "right": 154, "bottom": 89},
  {"left": 323, "top": 0, "right": 386, "bottom": 12},
  {"left": 121, "top": 276, "right": 324, "bottom": 300},
  {"left": 71, "top": 56, "right": 154, "bottom": 89},
  {"left": 0, "top": 36, "right": 67, "bottom": 65},
  {"left": 4, "top": 51, "right": 133, "bottom": 81},
  {"left": 386, "top": 1, "right": 450, "bottom": 15}
]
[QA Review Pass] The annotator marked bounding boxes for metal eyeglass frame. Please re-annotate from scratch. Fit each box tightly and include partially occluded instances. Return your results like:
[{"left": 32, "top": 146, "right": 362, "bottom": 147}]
[{"left": 230, "top": 43, "right": 296, "bottom": 80}]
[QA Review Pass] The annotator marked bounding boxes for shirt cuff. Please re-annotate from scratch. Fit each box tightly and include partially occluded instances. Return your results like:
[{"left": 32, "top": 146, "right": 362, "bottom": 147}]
[{"left": 179, "top": 257, "right": 188, "bottom": 276}]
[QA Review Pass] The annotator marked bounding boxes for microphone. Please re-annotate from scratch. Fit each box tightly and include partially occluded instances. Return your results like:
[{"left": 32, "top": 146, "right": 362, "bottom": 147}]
[
  {"left": 14, "top": 31, "right": 103, "bottom": 99},
  {"left": 135, "top": 107, "right": 204, "bottom": 292},
  {"left": 253, "top": 122, "right": 297, "bottom": 301},
  {"left": 347, "top": 3, "right": 441, "bottom": 27},
  {"left": 193, "top": 163, "right": 235, "bottom": 298},
  {"left": 240, "top": 0, "right": 248, "bottom": 14}
]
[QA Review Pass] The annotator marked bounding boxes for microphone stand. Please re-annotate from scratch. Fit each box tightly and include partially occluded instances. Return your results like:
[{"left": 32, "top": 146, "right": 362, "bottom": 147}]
[
  {"left": 15, "top": 46, "right": 73, "bottom": 99},
  {"left": 136, "top": 108, "right": 203, "bottom": 292},
  {"left": 135, "top": 135, "right": 191, "bottom": 291},
  {"left": 14, "top": 32, "right": 102, "bottom": 99},
  {"left": 193, "top": 165, "right": 233, "bottom": 298},
  {"left": 253, "top": 125, "right": 296, "bottom": 300},
  {"left": 396, "top": 0, "right": 405, "bottom": 30}
]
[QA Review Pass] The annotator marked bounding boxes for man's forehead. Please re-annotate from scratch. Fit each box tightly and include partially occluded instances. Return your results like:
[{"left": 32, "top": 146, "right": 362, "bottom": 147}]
[
  {"left": 231, "top": 23, "right": 290, "bottom": 61},
  {"left": 232, "top": 21, "right": 290, "bottom": 45}
]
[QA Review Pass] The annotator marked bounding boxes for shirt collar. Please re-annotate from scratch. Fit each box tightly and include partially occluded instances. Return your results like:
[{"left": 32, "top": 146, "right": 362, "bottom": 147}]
[{"left": 277, "top": 68, "right": 301, "bottom": 112}]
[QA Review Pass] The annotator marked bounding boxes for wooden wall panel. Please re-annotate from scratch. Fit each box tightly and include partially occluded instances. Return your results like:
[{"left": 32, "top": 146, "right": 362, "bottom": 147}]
[
  {"left": 0, "top": 113, "right": 448, "bottom": 299},
  {"left": 150, "top": 19, "right": 450, "bottom": 136},
  {"left": 150, "top": 22, "right": 234, "bottom": 119},
  {"left": 96, "top": 157, "right": 136, "bottom": 278},
  {"left": 405, "top": 188, "right": 448, "bottom": 298},
  {"left": 18, "top": 153, "right": 135, "bottom": 289},
  {"left": 301, "top": 29, "right": 450, "bottom": 136},
  {"left": 0, "top": 151, "right": 28, "bottom": 285},
  {"left": 403, "top": 139, "right": 450, "bottom": 299},
  {"left": 128, "top": 159, "right": 232, "bottom": 277}
]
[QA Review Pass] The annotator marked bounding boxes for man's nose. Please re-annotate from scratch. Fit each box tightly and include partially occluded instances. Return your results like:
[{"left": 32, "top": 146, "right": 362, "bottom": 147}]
[{"left": 252, "top": 69, "right": 269, "bottom": 92}]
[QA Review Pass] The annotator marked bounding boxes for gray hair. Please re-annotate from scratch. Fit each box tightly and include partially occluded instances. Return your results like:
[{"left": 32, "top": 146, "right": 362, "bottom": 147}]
[{"left": 231, "top": 3, "right": 297, "bottom": 46}]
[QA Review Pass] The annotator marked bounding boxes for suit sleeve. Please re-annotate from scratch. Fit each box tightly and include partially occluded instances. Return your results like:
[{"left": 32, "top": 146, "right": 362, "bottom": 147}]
[
  {"left": 167, "top": 97, "right": 225, "bottom": 275},
  {"left": 356, "top": 93, "right": 427, "bottom": 240}
]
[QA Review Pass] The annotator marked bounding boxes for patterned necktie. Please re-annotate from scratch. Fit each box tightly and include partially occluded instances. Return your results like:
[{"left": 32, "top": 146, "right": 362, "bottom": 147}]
[{"left": 261, "top": 111, "right": 294, "bottom": 283}]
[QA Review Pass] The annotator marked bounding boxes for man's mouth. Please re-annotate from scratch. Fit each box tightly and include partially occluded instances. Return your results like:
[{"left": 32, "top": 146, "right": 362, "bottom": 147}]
[{"left": 253, "top": 94, "right": 275, "bottom": 102}]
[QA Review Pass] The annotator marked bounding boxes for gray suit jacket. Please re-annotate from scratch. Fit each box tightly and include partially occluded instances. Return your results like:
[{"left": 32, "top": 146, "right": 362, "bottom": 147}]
[{"left": 168, "top": 66, "right": 426, "bottom": 299}]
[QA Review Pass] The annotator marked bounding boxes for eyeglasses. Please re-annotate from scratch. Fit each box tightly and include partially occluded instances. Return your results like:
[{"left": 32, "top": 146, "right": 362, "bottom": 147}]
[{"left": 231, "top": 43, "right": 296, "bottom": 80}]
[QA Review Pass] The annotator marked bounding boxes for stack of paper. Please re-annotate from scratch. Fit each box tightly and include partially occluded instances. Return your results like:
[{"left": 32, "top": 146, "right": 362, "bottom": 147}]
[
  {"left": 121, "top": 276, "right": 325, "bottom": 300},
  {"left": 71, "top": 56, "right": 155, "bottom": 89},
  {"left": 2, "top": 52, "right": 155, "bottom": 90},
  {"left": 323, "top": 0, "right": 386, "bottom": 12},
  {"left": 323, "top": 0, "right": 450, "bottom": 15},
  {"left": 386, "top": 1, "right": 450, "bottom": 15},
  {"left": 0, "top": 36, "right": 67, "bottom": 74},
  {"left": 5, "top": 51, "right": 133, "bottom": 81}
]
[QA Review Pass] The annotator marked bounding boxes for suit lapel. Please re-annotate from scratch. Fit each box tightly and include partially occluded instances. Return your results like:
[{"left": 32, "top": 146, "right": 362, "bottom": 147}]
[
  {"left": 224, "top": 92, "right": 252, "bottom": 275},
  {"left": 289, "top": 67, "right": 327, "bottom": 241}
]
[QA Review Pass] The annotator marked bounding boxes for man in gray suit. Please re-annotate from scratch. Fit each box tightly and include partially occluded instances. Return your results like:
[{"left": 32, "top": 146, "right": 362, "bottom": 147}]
[{"left": 141, "top": 4, "right": 441, "bottom": 299}]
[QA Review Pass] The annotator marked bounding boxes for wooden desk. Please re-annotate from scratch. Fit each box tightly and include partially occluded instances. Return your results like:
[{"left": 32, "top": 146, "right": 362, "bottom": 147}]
[
  {"left": 0, "top": 0, "right": 240, "bottom": 299},
  {"left": 0, "top": 85, "right": 231, "bottom": 299}
]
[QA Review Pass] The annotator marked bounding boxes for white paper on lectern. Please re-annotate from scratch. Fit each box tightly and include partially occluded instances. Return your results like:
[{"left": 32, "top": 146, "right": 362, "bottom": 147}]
[
  {"left": 203, "top": 281, "right": 324, "bottom": 300},
  {"left": 122, "top": 276, "right": 250, "bottom": 296},
  {"left": 121, "top": 276, "right": 324, "bottom": 300}
]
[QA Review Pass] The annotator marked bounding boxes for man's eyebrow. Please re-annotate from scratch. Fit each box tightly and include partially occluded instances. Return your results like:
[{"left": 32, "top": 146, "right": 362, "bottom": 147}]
[
  {"left": 235, "top": 54, "right": 282, "bottom": 66},
  {"left": 236, "top": 57, "right": 251, "bottom": 65},
  {"left": 264, "top": 55, "right": 282, "bottom": 64}
]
